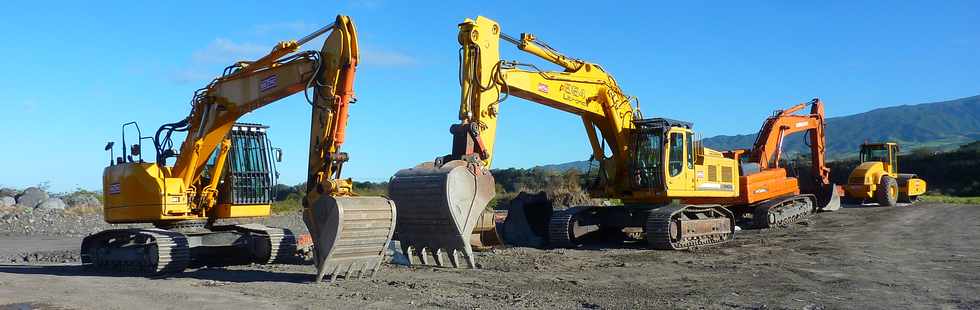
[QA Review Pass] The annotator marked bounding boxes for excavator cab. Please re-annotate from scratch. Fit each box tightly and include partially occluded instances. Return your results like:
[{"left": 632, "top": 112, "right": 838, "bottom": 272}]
[
  {"left": 217, "top": 123, "right": 279, "bottom": 209},
  {"left": 630, "top": 118, "right": 694, "bottom": 192}
]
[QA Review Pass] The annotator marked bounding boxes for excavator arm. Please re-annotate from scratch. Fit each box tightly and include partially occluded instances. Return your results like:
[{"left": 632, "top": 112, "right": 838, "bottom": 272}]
[
  {"left": 451, "top": 16, "right": 638, "bottom": 190},
  {"left": 748, "top": 98, "right": 830, "bottom": 184},
  {"left": 155, "top": 16, "right": 359, "bottom": 214},
  {"left": 745, "top": 98, "right": 840, "bottom": 211}
]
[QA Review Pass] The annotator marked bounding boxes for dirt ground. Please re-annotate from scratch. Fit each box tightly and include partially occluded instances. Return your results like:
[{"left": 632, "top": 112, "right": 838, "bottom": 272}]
[{"left": 1, "top": 203, "right": 978, "bottom": 309}]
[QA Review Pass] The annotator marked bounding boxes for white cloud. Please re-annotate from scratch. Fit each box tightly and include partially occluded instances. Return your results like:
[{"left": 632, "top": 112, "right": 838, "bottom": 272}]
[
  {"left": 253, "top": 21, "right": 313, "bottom": 36},
  {"left": 191, "top": 38, "right": 268, "bottom": 64},
  {"left": 348, "top": 0, "right": 382, "bottom": 9},
  {"left": 169, "top": 68, "right": 214, "bottom": 84},
  {"left": 301, "top": 36, "right": 419, "bottom": 68},
  {"left": 361, "top": 47, "right": 418, "bottom": 67}
]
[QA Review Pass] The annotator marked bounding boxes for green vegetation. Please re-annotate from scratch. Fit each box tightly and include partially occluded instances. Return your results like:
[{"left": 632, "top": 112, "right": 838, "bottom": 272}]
[
  {"left": 271, "top": 193, "right": 304, "bottom": 214},
  {"left": 269, "top": 181, "right": 389, "bottom": 214},
  {"left": 919, "top": 195, "right": 980, "bottom": 205}
]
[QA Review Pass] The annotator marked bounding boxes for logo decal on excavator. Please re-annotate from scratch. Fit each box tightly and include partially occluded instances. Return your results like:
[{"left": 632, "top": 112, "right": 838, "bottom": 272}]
[
  {"left": 537, "top": 83, "right": 549, "bottom": 93},
  {"left": 108, "top": 183, "right": 121, "bottom": 195},
  {"left": 260, "top": 75, "right": 278, "bottom": 92}
]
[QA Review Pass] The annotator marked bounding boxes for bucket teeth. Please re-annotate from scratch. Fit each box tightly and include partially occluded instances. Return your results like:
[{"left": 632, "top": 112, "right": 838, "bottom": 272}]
[
  {"left": 401, "top": 244, "right": 476, "bottom": 269},
  {"left": 315, "top": 260, "right": 379, "bottom": 282}
]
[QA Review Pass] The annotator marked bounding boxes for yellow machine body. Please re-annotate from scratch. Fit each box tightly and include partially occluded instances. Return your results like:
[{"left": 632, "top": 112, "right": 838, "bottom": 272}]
[
  {"left": 844, "top": 142, "right": 926, "bottom": 204},
  {"left": 102, "top": 163, "right": 271, "bottom": 223},
  {"left": 622, "top": 126, "right": 740, "bottom": 204}
]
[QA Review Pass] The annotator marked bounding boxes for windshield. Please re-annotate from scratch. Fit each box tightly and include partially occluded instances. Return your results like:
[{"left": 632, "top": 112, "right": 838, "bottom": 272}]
[
  {"left": 861, "top": 146, "right": 889, "bottom": 163},
  {"left": 633, "top": 128, "right": 663, "bottom": 188}
]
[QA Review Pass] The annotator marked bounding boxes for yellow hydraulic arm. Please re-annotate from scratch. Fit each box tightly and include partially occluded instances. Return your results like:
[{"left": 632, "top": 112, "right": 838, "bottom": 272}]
[
  {"left": 452, "top": 16, "right": 639, "bottom": 194},
  {"left": 162, "top": 16, "right": 359, "bottom": 214}
]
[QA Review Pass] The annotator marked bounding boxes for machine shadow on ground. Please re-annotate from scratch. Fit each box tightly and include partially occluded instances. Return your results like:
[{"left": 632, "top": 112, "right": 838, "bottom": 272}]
[{"left": 0, "top": 264, "right": 313, "bottom": 284}]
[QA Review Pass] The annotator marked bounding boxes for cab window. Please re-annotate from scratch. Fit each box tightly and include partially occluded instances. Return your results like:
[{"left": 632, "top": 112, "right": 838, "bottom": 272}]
[
  {"left": 686, "top": 133, "right": 694, "bottom": 169},
  {"left": 669, "top": 132, "right": 684, "bottom": 177},
  {"left": 860, "top": 146, "right": 889, "bottom": 163}
]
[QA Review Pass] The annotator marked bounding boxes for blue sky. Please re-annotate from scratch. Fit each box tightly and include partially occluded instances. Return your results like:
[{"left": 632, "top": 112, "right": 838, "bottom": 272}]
[{"left": 0, "top": 1, "right": 977, "bottom": 192}]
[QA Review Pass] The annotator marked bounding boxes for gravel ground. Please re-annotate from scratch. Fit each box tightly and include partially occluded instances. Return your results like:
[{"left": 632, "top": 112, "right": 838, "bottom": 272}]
[{"left": 1, "top": 203, "right": 978, "bottom": 309}]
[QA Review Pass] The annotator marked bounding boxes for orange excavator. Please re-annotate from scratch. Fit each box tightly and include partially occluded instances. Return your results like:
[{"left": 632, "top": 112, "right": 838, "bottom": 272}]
[{"left": 722, "top": 98, "right": 842, "bottom": 228}]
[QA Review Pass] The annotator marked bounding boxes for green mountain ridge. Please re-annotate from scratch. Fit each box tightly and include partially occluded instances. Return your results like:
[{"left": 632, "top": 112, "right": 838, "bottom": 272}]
[{"left": 535, "top": 94, "right": 980, "bottom": 172}]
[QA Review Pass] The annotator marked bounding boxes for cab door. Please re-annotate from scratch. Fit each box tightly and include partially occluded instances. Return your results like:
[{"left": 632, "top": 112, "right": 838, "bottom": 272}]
[
  {"left": 664, "top": 130, "right": 694, "bottom": 192},
  {"left": 888, "top": 144, "right": 899, "bottom": 174}
]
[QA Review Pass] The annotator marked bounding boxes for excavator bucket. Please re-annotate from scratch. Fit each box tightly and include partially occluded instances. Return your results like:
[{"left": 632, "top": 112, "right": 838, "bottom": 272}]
[
  {"left": 303, "top": 196, "right": 396, "bottom": 282},
  {"left": 469, "top": 209, "right": 504, "bottom": 250},
  {"left": 388, "top": 160, "right": 495, "bottom": 268},
  {"left": 816, "top": 183, "right": 842, "bottom": 212}
]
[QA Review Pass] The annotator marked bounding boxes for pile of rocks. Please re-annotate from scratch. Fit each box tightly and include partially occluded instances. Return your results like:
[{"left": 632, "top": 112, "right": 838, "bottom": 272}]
[
  {"left": 0, "top": 187, "right": 114, "bottom": 237},
  {"left": 0, "top": 187, "right": 102, "bottom": 210}
]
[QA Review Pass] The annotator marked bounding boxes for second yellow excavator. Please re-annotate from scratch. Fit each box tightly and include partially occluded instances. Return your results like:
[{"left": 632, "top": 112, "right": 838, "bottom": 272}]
[
  {"left": 389, "top": 16, "right": 841, "bottom": 267},
  {"left": 85, "top": 15, "right": 395, "bottom": 282}
]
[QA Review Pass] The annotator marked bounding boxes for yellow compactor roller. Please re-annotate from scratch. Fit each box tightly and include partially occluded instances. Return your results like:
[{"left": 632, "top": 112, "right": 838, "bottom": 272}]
[
  {"left": 85, "top": 16, "right": 396, "bottom": 281},
  {"left": 844, "top": 142, "right": 926, "bottom": 206}
]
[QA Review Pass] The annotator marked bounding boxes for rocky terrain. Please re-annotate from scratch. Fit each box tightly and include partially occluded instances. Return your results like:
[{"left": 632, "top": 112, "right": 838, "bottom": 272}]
[{"left": 0, "top": 196, "right": 978, "bottom": 309}]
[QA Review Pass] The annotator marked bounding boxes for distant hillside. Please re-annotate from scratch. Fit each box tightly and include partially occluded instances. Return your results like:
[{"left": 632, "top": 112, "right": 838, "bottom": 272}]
[
  {"left": 538, "top": 95, "right": 980, "bottom": 171},
  {"left": 703, "top": 95, "right": 980, "bottom": 157},
  {"left": 535, "top": 161, "right": 595, "bottom": 173}
]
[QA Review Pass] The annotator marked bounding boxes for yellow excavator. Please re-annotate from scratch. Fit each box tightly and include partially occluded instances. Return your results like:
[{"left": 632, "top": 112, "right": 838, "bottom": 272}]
[
  {"left": 388, "top": 16, "right": 841, "bottom": 267},
  {"left": 85, "top": 15, "right": 396, "bottom": 281},
  {"left": 844, "top": 142, "right": 926, "bottom": 206}
]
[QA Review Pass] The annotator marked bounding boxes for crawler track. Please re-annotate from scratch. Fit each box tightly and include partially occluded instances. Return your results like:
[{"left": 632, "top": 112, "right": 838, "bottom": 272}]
[
  {"left": 81, "top": 228, "right": 190, "bottom": 275},
  {"left": 645, "top": 204, "right": 734, "bottom": 250},
  {"left": 232, "top": 224, "right": 297, "bottom": 264},
  {"left": 751, "top": 195, "right": 815, "bottom": 229}
]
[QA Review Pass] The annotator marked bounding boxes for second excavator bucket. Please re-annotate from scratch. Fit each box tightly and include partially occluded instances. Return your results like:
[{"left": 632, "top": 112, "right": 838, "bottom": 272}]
[
  {"left": 469, "top": 209, "right": 504, "bottom": 250},
  {"left": 303, "top": 196, "right": 396, "bottom": 282},
  {"left": 817, "top": 183, "right": 842, "bottom": 212},
  {"left": 388, "top": 160, "right": 495, "bottom": 268}
]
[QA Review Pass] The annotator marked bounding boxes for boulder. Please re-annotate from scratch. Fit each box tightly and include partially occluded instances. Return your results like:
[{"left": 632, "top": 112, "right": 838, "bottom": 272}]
[
  {"left": 36, "top": 197, "right": 67, "bottom": 210},
  {"left": 0, "top": 188, "right": 17, "bottom": 197},
  {"left": 16, "top": 187, "right": 48, "bottom": 208},
  {"left": 64, "top": 193, "right": 102, "bottom": 209},
  {"left": 0, "top": 196, "right": 15, "bottom": 208}
]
